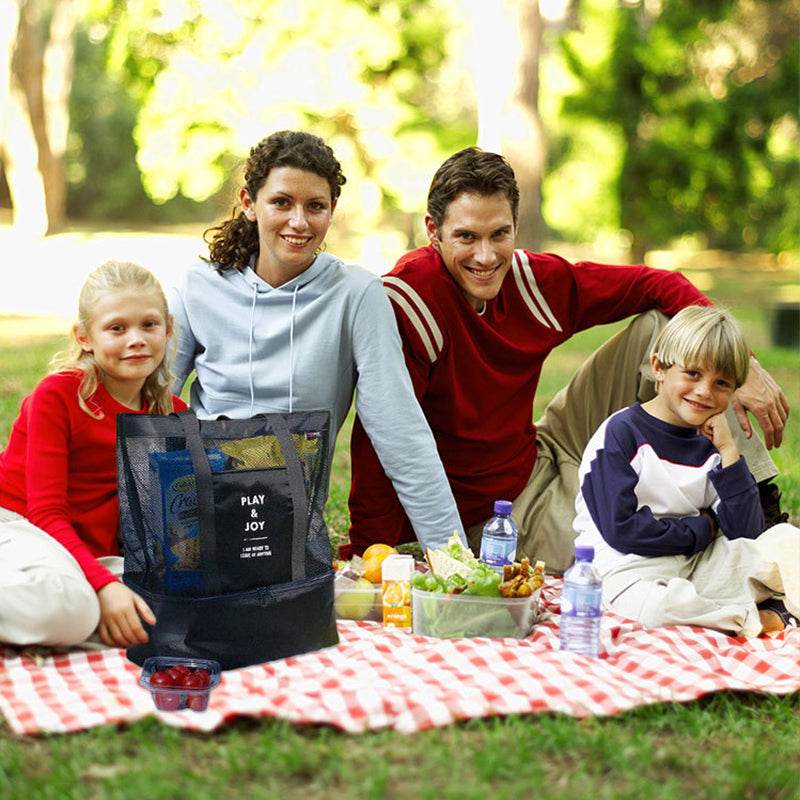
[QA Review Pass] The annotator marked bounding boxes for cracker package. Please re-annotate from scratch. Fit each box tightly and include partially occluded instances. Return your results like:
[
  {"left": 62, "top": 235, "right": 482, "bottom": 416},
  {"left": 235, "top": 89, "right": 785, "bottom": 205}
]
[{"left": 149, "top": 449, "right": 226, "bottom": 593}]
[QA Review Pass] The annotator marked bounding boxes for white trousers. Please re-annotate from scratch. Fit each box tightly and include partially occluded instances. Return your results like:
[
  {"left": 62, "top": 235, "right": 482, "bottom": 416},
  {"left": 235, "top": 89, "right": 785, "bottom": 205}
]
[
  {"left": 601, "top": 523, "right": 800, "bottom": 637},
  {"left": 0, "top": 507, "right": 104, "bottom": 647}
]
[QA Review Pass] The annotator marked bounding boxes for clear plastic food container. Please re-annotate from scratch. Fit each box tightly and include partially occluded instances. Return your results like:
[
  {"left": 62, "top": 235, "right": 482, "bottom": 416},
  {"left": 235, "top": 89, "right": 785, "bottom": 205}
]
[
  {"left": 139, "top": 656, "right": 221, "bottom": 712},
  {"left": 411, "top": 586, "right": 542, "bottom": 639},
  {"left": 333, "top": 573, "right": 382, "bottom": 621}
]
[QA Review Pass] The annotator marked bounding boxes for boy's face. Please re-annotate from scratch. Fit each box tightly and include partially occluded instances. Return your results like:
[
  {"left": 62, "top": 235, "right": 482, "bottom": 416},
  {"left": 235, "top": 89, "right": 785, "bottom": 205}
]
[
  {"left": 649, "top": 356, "right": 736, "bottom": 429},
  {"left": 425, "top": 191, "right": 516, "bottom": 311}
]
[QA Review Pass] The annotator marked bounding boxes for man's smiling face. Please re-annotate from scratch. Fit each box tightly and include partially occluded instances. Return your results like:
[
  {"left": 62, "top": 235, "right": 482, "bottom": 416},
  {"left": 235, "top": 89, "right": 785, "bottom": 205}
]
[{"left": 426, "top": 191, "right": 516, "bottom": 312}]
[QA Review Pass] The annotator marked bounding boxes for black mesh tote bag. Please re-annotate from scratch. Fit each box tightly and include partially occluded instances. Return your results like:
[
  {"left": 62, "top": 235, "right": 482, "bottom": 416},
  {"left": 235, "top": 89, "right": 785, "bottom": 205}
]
[{"left": 117, "top": 408, "right": 339, "bottom": 670}]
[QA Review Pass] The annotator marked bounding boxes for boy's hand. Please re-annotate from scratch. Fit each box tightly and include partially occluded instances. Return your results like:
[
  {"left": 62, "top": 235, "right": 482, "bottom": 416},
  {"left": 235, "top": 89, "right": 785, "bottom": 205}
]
[
  {"left": 96, "top": 581, "right": 156, "bottom": 648},
  {"left": 699, "top": 412, "right": 739, "bottom": 466},
  {"left": 698, "top": 509, "right": 719, "bottom": 538}
]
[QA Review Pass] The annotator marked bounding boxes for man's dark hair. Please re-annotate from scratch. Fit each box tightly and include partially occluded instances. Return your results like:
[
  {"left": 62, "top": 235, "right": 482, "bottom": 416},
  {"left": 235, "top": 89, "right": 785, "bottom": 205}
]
[{"left": 426, "top": 147, "right": 520, "bottom": 229}]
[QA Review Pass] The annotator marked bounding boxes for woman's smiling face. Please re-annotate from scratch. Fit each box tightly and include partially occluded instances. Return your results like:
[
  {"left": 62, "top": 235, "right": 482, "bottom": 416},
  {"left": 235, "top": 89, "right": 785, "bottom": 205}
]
[{"left": 241, "top": 166, "right": 335, "bottom": 287}]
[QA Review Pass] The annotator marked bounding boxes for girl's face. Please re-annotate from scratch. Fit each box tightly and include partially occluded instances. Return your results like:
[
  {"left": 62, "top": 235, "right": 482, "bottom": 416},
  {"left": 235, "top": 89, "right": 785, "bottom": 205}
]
[
  {"left": 648, "top": 356, "right": 735, "bottom": 429},
  {"left": 76, "top": 289, "right": 172, "bottom": 405},
  {"left": 240, "top": 166, "right": 335, "bottom": 287}
]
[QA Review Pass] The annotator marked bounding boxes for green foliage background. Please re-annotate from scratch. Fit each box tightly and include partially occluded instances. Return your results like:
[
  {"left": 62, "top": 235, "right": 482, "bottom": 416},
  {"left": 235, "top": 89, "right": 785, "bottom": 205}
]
[
  {"left": 55, "top": 0, "right": 799, "bottom": 256},
  {"left": 549, "top": 0, "right": 799, "bottom": 257}
]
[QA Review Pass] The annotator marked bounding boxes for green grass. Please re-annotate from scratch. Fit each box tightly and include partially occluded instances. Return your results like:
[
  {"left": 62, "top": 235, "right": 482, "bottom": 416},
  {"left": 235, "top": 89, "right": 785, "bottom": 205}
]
[{"left": 1, "top": 264, "right": 799, "bottom": 799}]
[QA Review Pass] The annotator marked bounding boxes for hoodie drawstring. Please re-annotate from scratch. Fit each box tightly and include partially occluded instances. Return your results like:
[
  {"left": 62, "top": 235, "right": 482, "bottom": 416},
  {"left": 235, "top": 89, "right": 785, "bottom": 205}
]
[
  {"left": 248, "top": 282, "right": 258, "bottom": 417},
  {"left": 248, "top": 280, "right": 299, "bottom": 417},
  {"left": 288, "top": 284, "right": 299, "bottom": 413}
]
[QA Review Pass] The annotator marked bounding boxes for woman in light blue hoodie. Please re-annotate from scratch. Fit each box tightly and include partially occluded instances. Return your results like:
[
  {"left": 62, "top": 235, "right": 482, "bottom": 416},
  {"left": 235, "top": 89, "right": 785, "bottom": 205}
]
[{"left": 170, "top": 130, "right": 463, "bottom": 554}]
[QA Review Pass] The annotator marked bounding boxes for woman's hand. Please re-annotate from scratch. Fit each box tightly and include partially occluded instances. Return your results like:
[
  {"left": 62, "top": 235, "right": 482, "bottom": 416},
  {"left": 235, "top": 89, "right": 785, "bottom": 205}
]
[{"left": 96, "top": 581, "right": 156, "bottom": 648}]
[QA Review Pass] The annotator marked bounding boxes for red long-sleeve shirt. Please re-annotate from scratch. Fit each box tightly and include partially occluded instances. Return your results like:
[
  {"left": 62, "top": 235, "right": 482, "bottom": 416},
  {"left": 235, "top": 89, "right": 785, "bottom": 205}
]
[
  {"left": 0, "top": 371, "right": 186, "bottom": 591},
  {"left": 347, "top": 246, "right": 710, "bottom": 554}
]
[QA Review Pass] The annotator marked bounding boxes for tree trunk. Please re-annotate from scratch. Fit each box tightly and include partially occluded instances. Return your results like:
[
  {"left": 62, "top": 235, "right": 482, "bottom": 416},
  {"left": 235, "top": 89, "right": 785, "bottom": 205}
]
[
  {"left": 469, "top": 0, "right": 546, "bottom": 251},
  {"left": 0, "top": 0, "right": 21, "bottom": 137},
  {"left": 5, "top": 0, "right": 78, "bottom": 235},
  {"left": 0, "top": 0, "right": 22, "bottom": 220},
  {"left": 42, "top": 0, "right": 79, "bottom": 231}
]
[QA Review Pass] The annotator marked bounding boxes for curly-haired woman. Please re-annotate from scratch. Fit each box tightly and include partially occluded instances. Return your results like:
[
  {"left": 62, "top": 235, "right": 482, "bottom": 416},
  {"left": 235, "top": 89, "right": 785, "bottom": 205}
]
[{"left": 169, "top": 130, "right": 463, "bottom": 554}]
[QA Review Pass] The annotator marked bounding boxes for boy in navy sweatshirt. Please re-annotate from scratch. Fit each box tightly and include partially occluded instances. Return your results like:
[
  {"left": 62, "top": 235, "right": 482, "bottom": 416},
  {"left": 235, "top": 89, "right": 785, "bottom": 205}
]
[{"left": 574, "top": 306, "right": 798, "bottom": 637}]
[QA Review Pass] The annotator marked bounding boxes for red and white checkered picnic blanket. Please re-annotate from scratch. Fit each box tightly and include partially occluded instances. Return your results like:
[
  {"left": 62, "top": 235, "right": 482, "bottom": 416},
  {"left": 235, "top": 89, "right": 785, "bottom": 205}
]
[{"left": 1, "top": 579, "right": 798, "bottom": 735}]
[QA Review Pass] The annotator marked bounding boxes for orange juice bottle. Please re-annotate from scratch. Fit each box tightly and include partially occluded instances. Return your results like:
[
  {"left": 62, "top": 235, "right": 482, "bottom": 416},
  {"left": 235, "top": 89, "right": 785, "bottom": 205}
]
[{"left": 381, "top": 554, "right": 413, "bottom": 629}]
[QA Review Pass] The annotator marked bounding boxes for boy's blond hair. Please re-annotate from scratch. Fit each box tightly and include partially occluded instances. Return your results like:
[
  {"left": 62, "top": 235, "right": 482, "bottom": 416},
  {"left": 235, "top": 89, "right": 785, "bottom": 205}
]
[
  {"left": 652, "top": 305, "right": 750, "bottom": 388},
  {"left": 50, "top": 260, "right": 177, "bottom": 417}
]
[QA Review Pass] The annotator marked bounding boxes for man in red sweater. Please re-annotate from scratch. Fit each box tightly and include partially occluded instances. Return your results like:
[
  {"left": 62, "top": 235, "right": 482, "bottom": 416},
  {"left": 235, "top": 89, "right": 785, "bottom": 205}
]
[{"left": 346, "top": 147, "right": 789, "bottom": 571}]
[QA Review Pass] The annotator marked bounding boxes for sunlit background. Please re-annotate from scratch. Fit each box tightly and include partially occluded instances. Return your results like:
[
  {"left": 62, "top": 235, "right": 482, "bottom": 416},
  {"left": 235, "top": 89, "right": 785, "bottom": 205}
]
[{"left": 1, "top": 0, "right": 797, "bottom": 319}]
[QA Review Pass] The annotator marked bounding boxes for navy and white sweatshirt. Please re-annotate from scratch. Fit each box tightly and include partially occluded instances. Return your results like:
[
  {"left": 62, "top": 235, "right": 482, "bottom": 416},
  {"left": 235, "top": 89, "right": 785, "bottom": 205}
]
[{"left": 573, "top": 403, "right": 764, "bottom": 577}]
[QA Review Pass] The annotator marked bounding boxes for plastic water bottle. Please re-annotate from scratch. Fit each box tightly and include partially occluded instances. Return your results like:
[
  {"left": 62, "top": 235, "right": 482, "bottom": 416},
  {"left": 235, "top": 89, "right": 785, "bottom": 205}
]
[
  {"left": 479, "top": 500, "right": 518, "bottom": 573},
  {"left": 559, "top": 544, "right": 602, "bottom": 658}
]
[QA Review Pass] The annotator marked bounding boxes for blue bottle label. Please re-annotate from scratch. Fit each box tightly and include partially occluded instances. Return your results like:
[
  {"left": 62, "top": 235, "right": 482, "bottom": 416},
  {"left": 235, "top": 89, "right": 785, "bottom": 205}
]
[
  {"left": 561, "top": 586, "right": 601, "bottom": 618},
  {"left": 480, "top": 536, "right": 516, "bottom": 566}
]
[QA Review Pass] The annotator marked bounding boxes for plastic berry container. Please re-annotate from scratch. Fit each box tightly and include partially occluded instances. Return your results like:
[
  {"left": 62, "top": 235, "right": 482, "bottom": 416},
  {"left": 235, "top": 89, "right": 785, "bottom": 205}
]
[{"left": 139, "top": 657, "right": 221, "bottom": 712}]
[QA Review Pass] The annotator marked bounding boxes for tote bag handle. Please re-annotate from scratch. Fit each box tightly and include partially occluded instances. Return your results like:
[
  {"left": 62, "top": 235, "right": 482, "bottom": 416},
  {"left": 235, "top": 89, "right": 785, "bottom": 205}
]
[
  {"left": 175, "top": 409, "right": 310, "bottom": 595},
  {"left": 267, "top": 413, "right": 309, "bottom": 583}
]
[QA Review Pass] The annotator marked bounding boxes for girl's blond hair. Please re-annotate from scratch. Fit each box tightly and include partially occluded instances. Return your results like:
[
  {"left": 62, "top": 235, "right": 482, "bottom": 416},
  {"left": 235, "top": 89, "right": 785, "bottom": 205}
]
[
  {"left": 652, "top": 305, "right": 750, "bottom": 388},
  {"left": 50, "top": 260, "right": 177, "bottom": 417}
]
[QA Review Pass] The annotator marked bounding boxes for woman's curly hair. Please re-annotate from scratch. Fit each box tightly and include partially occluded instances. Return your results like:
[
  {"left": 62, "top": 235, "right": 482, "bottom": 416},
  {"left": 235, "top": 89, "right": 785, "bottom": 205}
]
[{"left": 203, "top": 130, "right": 347, "bottom": 273}]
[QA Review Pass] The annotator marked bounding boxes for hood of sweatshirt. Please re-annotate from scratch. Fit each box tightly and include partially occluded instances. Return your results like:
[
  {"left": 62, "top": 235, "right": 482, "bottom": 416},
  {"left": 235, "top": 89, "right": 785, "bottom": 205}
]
[{"left": 170, "top": 251, "right": 373, "bottom": 424}]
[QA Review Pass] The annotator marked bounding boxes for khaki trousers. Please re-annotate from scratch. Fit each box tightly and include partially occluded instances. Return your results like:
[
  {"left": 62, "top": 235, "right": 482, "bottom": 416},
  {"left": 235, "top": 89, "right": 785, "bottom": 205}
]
[{"left": 466, "top": 311, "right": 778, "bottom": 574}]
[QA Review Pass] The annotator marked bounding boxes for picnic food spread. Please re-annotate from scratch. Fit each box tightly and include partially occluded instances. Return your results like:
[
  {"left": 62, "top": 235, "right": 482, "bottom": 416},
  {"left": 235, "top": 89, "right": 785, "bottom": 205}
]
[
  {"left": 334, "top": 534, "right": 546, "bottom": 639},
  {"left": 419, "top": 532, "right": 545, "bottom": 598}
]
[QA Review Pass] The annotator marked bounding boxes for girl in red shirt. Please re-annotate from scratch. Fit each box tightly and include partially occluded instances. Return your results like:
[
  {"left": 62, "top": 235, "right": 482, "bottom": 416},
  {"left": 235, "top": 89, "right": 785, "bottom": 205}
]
[{"left": 0, "top": 260, "right": 186, "bottom": 649}]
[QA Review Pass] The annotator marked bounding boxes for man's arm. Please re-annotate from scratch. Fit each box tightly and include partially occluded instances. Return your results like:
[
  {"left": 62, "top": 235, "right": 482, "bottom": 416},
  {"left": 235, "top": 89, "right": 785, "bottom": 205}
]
[
  {"left": 564, "top": 259, "right": 789, "bottom": 448},
  {"left": 347, "top": 417, "right": 416, "bottom": 554},
  {"left": 348, "top": 280, "right": 460, "bottom": 554}
]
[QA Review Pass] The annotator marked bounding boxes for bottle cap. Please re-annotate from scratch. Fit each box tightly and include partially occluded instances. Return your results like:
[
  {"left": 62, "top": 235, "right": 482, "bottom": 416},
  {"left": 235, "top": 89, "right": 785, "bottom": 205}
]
[
  {"left": 493, "top": 499, "right": 513, "bottom": 515},
  {"left": 574, "top": 544, "right": 594, "bottom": 561}
]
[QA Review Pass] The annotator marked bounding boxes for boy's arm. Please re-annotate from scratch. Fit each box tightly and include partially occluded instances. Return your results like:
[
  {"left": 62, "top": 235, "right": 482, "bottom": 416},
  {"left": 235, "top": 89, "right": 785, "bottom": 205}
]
[
  {"left": 699, "top": 411, "right": 765, "bottom": 539},
  {"left": 707, "top": 457, "right": 765, "bottom": 540}
]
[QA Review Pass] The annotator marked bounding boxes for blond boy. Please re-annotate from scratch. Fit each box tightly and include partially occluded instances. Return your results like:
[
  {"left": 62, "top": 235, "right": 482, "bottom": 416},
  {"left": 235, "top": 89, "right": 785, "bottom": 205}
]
[{"left": 573, "top": 306, "right": 798, "bottom": 636}]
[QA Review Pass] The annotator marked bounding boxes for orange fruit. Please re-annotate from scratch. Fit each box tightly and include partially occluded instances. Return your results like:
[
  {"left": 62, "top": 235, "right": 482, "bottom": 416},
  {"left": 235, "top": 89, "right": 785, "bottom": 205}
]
[
  {"left": 361, "top": 555, "right": 387, "bottom": 584},
  {"left": 360, "top": 544, "right": 398, "bottom": 584},
  {"left": 362, "top": 543, "right": 398, "bottom": 562}
]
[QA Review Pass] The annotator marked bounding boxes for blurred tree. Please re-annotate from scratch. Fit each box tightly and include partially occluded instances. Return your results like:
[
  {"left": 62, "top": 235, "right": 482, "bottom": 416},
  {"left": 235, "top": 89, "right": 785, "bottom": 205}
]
[
  {"left": 0, "top": 2, "right": 21, "bottom": 148},
  {"left": 93, "top": 0, "right": 475, "bottom": 242},
  {"left": 468, "top": 0, "right": 546, "bottom": 250},
  {"left": 551, "top": 0, "right": 799, "bottom": 259},
  {"left": 1, "top": 0, "right": 79, "bottom": 235}
]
